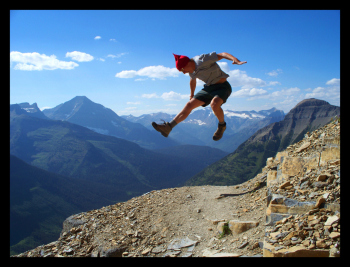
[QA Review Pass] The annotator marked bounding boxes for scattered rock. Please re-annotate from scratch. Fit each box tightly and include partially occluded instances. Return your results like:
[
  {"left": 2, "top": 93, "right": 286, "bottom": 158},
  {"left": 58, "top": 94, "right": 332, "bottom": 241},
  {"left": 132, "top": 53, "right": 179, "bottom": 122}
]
[
  {"left": 229, "top": 220, "right": 259, "bottom": 235},
  {"left": 238, "top": 241, "right": 249, "bottom": 249},
  {"left": 167, "top": 237, "right": 198, "bottom": 250},
  {"left": 211, "top": 252, "right": 242, "bottom": 257}
]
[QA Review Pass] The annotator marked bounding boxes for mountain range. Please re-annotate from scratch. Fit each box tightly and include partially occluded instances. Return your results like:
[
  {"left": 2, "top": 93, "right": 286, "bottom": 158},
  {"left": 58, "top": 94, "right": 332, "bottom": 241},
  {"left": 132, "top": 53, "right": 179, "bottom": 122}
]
[
  {"left": 10, "top": 103, "right": 227, "bottom": 192},
  {"left": 10, "top": 96, "right": 339, "bottom": 256},
  {"left": 185, "top": 98, "right": 340, "bottom": 186},
  {"left": 41, "top": 96, "right": 180, "bottom": 150},
  {"left": 122, "top": 107, "right": 285, "bottom": 153},
  {"left": 18, "top": 96, "right": 285, "bottom": 153},
  {"left": 10, "top": 102, "right": 227, "bottom": 255}
]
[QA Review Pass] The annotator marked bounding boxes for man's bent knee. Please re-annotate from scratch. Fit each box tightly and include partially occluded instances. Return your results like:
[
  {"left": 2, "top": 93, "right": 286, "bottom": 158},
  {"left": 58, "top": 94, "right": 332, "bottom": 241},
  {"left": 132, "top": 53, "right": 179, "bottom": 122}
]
[{"left": 210, "top": 97, "right": 224, "bottom": 110}]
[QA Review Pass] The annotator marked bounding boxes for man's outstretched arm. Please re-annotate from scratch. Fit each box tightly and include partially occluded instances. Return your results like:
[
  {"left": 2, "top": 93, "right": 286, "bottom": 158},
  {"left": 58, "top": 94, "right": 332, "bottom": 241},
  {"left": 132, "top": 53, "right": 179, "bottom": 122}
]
[
  {"left": 189, "top": 77, "right": 196, "bottom": 100},
  {"left": 217, "top": 52, "right": 247, "bottom": 65}
]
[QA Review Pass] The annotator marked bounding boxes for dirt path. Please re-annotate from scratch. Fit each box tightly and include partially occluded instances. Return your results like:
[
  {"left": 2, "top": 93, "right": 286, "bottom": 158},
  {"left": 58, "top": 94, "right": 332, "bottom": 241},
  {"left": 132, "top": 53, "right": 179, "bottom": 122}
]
[{"left": 84, "top": 174, "right": 268, "bottom": 257}]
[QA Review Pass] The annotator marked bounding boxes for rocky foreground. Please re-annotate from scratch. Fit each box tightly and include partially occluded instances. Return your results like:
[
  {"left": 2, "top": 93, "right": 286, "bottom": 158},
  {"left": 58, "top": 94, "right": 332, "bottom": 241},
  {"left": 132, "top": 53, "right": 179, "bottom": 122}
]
[
  {"left": 13, "top": 118, "right": 340, "bottom": 257},
  {"left": 262, "top": 117, "right": 340, "bottom": 257}
]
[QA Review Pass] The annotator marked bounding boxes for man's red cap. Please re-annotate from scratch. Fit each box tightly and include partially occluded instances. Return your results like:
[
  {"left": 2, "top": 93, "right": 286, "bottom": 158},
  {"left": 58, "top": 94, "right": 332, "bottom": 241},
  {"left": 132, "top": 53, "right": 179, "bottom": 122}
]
[{"left": 173, "top": 53, "right": 190, "bottom": 71}]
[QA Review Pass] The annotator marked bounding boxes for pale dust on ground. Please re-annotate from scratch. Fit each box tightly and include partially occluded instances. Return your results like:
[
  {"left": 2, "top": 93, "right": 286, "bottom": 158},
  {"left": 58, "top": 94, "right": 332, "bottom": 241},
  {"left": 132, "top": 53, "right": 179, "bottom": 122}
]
[{"left": 105, "top": 175, "right": 267, "bottom": 257}]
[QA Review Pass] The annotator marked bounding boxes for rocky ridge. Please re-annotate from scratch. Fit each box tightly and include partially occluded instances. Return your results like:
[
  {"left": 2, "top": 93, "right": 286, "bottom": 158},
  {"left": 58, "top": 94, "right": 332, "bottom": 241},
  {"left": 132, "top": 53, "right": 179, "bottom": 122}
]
[
  {"left": 262, "top": 116, "right": 340, "bottom": 257},
  {"left": 12, "top": 117, "right": 340, "bottom": 257}
]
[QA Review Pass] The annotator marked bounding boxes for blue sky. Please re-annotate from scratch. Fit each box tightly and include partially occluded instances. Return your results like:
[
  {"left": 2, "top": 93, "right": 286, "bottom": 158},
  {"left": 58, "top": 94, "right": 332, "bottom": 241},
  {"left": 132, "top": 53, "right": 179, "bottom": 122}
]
[{"left": 10, "top": 10, "right": 340, "bottom": 117}]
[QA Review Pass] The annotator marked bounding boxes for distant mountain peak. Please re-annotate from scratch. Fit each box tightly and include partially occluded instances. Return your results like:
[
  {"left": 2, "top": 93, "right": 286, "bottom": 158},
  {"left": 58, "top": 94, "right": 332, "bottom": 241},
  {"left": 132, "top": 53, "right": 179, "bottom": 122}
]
[
  {"left": 292, "top": 98, "right": 330, "bottom": 109},
  {"left": 71, "top": 96, "right": 92, "bottom": 103},
  {"left": 18, "top": 102, "right": 40, "bottom": 113}
]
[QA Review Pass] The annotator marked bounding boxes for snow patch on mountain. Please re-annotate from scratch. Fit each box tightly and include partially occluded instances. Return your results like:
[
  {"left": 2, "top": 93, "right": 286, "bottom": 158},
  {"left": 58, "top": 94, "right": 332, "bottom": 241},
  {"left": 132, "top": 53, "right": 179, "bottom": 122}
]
[
  {"left": 251, "top": 113, "right": 266, "bottom": 119},
  {"left": 184, "top": 119, "right": 207, "bottom": 125},
  {"left": 224, "top": 111, "right": 251, "bottom": 119},
  {"left": 223, "top": 110, "right": 266, "bottom": 120},
  {"left": 111, "top": 121, "right": 120, "bottom": 127},
  {"left": 86, "top": 126, "right": 109, "bottom": 135},
  {"left": 21, "top": 108, "right": 35, "bottom": 112},
  {"left": 65, "top": 104, "right": 78, "bottom": 119}
]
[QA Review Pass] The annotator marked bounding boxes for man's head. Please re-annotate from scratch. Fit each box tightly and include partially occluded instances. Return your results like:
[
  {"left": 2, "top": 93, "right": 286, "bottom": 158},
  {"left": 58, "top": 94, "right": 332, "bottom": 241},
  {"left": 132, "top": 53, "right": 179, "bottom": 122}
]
[{"left": 173, "top": 53, "right": 193, "bottom": 74}]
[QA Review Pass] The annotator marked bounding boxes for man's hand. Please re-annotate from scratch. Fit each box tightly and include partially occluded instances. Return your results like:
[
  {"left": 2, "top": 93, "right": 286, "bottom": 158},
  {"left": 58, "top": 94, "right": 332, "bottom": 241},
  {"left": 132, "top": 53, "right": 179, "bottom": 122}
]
[
  {"left": 232, "top": 59, "right": 247, "bottom": 65},
  {"left": 218, "top": 52, "right": 247, "bottom": 65}
]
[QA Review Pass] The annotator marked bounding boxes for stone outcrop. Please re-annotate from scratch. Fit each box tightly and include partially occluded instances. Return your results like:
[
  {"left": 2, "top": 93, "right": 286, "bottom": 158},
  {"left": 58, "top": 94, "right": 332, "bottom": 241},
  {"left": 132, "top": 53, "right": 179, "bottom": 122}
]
[
  {"left": 12, "top": 117, "right": 340, "bottom": 257},
  {"left": 262, "top": 117, "right": 340, "bottom": 257}
]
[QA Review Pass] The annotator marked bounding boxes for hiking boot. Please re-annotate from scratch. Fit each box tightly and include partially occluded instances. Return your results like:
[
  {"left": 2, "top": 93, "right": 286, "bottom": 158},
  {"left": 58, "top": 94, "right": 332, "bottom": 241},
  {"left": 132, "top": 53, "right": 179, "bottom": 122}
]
[
  {"left": 213, "top": 122, "right": 226, "bottom": 141},
  {"left": 152, "top": 121, "right": 172, "bottom": 137}
]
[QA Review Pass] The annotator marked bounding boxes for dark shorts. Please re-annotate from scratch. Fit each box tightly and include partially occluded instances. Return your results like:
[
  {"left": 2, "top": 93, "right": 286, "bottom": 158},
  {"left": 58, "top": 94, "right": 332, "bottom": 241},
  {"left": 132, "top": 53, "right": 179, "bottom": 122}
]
[{"left": 193, "top": 81, "right": 232, "bottom": 107}]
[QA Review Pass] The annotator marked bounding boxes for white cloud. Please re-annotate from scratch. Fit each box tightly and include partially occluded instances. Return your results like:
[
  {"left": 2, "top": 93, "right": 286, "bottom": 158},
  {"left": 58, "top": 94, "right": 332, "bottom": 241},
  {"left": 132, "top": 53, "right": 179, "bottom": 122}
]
[
  {"left": 10, "top": 51, "right": 79, "bottom": 71},
  {"left": 268, "top": 87, "right": 301, "bottom": 99},
  {"left": 116, "top": 65, "right": 179, "bottom": 80},
  {"left": 217, "top": 62, "right": 230, "bottom": 73},
  {"left": 94, "top": 36, "right": 101, "bottom": 40},
  {"left": 161, "top": 91, "right": 189, "bottom": 101},
  {"left": 232, "top": 87, "right": 301, "bottom": 101},
  {"left": 283, "top": 87, "right": 300, "bottom": 95},
  {"left": 227, "top": 69, "right": 269, "bottom": 89},
  {"left": 97, "top": 58, "right": 105, "bottom": 62},
  {"left": 268, "top": 81, "right": 281, "bottom": 86},
  {"left": 116, "top": 53, "right": 127, "bottom": 58},
  {"left": 266, "top": 69, "right": 283, "bottom": 76},
  {"left": 307, "top": 87, "right": 325, "bottom": 97},
  {"left": 65, "top": 51, "right": 94, "bottom": 62},
  {"left": 107, "top": 53, "right": 127, "bottom": 59},
  {"left": 326, "top": 78, "right": 340, "bottom": 86},
  {"left": 217, "top": 62, "right": 275, "bottom": 89},
  {"left": 141, "top": 91, "right": 188, "bottom": 101},
  {"left": 110, "top": 39, "right": 117, "bottom": 42},
  {"left": 127, "top": 102, "right": 141, "bottom": 105},
  {"left": 305, "top": 84, "right": 340, "bottom": 101},
  {"left": 39, "top": 106, "right": 51, "bottom": 111},
  {"left": 116, "top": 70, "right": 138, "bottom": 78},
  {"left": 125, "top": 107, "right": 137, "bottom": 110},
  {"left": 231, "top": 88, "right": 268, "bottom": 98},
  {"left": 142, "top": 93, "right": 159, "bottom": 99}
]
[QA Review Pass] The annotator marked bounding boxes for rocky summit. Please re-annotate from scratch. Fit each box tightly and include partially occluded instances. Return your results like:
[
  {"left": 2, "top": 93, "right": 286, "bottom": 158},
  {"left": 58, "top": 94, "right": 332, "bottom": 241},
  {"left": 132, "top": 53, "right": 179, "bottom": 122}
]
[{"left": 12, "top": 117, "right": 340, "bottom": 257}]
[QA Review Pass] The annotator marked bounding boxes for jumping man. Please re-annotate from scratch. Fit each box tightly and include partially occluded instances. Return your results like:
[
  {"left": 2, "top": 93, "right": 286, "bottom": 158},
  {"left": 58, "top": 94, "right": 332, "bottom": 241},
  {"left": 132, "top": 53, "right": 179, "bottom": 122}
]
[{"left": 152, "top": 52, "right": 247, "bottom": 141}]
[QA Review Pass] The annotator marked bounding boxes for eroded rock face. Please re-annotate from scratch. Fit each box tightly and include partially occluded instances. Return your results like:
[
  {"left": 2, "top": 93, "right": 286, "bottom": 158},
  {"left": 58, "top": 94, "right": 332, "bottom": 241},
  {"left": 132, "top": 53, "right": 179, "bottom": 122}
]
[{"left": 263, "top": 118, "right": 340, "bottom": 257}]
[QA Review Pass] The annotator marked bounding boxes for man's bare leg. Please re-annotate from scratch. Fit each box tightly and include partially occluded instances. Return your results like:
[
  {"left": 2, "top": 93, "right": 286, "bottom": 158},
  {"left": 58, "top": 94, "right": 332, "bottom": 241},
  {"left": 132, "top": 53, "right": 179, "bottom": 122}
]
[
  {"left": 172, "top": 98, "right": 205, "bottom": 124},
  {"left": 210, "top": 97, "right": 226, "bottom": 141},
  {"left": 152, "top": 98, "right": 204, "bottom": 137},
  {"left": 210, "top": 97, "right": 225, "bottom": 123}
]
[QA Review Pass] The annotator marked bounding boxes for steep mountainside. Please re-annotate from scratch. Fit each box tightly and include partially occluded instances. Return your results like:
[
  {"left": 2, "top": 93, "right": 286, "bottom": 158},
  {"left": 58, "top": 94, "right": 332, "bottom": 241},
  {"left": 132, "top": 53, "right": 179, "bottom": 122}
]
[
  {"left": 10, "top": 155, "right": 128, "bottom": 255},
  {"left": 185, "top": 98, "right": 340, "bottom": 186},
  {"left": 41, "top": 96, "right": 180, "bottom": 150},
  {"left": 10, "top": 107, "right": 229, "bottom": 194},
  {"left": 154, "top": 144, "right": 228, "bottom": 168}
]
